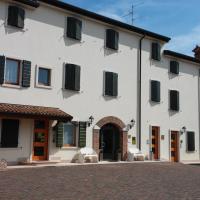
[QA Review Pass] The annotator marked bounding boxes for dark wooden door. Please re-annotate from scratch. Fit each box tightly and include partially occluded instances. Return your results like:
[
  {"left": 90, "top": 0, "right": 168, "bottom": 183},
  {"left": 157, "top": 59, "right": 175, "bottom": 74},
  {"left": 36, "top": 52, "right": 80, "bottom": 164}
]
[
  {"left": 171, "top": 131, "right": 179, "bottom": 162},
  {"left": 32, "top": 120, "right": 49, "bottom": 161},
  {"left": 152, "top": 126, "right": 160, "bottom": 160}
]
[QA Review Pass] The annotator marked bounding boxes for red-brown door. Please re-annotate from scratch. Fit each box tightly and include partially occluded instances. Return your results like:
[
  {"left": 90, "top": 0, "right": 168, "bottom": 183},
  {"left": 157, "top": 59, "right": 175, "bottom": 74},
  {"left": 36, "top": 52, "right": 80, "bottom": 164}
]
[
  {"left": 152, "top": 126, "right": 160, "bottom": 160},
  {"left": 32, "top": 120, "right": 49, "bottom": 161},
  {"left": 171, "top": 131, "right": 179, "bottom": 162}
]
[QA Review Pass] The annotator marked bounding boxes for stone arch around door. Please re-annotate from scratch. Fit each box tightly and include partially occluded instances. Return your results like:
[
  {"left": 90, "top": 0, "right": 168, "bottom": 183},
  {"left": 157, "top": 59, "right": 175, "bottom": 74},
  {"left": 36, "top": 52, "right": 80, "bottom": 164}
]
[{"left": 93, "top": 116, "right": 128, "bottom": 161}]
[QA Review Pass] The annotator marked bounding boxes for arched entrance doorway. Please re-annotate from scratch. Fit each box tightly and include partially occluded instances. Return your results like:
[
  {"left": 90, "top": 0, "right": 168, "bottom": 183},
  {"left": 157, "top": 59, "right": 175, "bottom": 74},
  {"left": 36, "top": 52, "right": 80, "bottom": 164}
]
[
  {"left": 93, "top": 116, "right": 128, "bottom": 161},
  {"left": 100, "top": 123, "right": 120, "bottom": 161}
]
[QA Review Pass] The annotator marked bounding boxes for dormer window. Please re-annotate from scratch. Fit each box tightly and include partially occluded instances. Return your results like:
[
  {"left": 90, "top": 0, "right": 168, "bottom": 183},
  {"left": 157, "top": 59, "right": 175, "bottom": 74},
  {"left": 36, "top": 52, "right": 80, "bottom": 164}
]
[{"left": 7, "top": 5, "right": 25, "bottom": 29}]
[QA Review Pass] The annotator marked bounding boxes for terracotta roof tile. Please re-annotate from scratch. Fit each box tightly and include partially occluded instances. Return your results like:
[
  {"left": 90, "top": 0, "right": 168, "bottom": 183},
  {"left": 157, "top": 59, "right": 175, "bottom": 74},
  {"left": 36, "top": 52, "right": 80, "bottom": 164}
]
[{"left": 0, "top": 103, "right": 73, "bottom": 121}]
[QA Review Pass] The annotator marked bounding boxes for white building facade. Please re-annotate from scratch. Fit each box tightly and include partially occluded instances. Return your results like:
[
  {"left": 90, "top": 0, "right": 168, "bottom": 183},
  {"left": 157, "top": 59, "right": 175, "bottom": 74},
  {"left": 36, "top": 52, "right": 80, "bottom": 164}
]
[{"left": 0, "top": 0, "right": 199, "bottom": 164}]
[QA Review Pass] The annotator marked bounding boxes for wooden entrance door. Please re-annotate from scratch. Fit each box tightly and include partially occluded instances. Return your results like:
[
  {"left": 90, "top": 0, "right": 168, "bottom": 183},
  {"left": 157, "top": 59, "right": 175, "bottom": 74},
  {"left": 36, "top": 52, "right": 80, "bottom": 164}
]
[
  {"left": 171, "top": 131, "right": 179, "bottom": 162},
  {"left": 32, "top": 120, "right": 49, "bottom": 161},
  {"left": 152, "top": 126, "right": 160, "bottom": 160}
]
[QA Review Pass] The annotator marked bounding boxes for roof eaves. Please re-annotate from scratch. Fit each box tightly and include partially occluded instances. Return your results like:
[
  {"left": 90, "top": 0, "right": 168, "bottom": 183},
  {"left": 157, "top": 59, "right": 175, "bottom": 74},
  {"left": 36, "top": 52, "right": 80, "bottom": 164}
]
[
  {"left": 39, "top": 0, "right": 171, "bottom": 42},
  {"left": 163, "top": 50, "right": 200, "bottom": 65}
]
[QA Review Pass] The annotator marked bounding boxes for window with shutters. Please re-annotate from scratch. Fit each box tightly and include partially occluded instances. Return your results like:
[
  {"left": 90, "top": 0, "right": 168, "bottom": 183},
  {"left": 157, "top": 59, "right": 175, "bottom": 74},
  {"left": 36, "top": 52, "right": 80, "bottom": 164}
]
[
  {"left": 0, "top": 119, "right": 19, "bottom": 148},
  {"left": 151, "top": 42, "right": 161, "bottom": 61},
  {"left": 106, "top": 29, "right": 119, "bottom": 50},
  {"left": 104, "top": 71, "right": 118, "bottom": 97},
  {"left": 65, "top": 64, "right": 81, "bottom": 91},
  {"left": 0, "top": 56, "right": 31, "bottom": 88},
  {"left": 170, "top": 61, "right": 179, "bottom": 75},
  {"left": 169, "top": 90, "right": 179, "bottom": 111},
  {"left": 63, "top": 123, "right": 76, "bottom": 147},
  {"left": 187, "top": 131, "right": 195, "bottom": 152},
  {"left": 7, "top": 5, "right": 25, "bottom": 29},
  {"left": 151, "top": 80, "right": 160, "bottom": 102},
  {"left": 67, "top": 17, "right": 82, "bottom": 41},
  {"left": 5, "top": 58, "right": 20, "bottom": 85}
]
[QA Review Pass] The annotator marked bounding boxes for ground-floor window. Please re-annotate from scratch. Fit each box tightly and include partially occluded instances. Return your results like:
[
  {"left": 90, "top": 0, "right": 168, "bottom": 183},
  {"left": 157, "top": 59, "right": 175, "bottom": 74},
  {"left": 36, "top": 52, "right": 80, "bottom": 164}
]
[
  {"left": 187, "top": 131, "right": 195, "bottom": 152},
  {"left": 63, "top": 123, "right": 76, "bottom": 147},
  {"left": 0, "top": 119, "right": 19, "bottom": 148}
]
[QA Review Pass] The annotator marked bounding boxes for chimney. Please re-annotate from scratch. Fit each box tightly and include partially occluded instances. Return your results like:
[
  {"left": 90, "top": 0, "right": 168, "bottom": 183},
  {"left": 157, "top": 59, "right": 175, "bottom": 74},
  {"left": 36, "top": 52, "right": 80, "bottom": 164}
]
[{"left": 193, "top": 45, "right": 200, "bottom": 60}]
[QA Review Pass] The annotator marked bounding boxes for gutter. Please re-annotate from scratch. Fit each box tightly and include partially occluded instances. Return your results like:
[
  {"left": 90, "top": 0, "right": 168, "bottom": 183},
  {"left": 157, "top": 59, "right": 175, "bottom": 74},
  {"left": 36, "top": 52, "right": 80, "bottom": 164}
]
[{"left": 138, "top": 35, "right": 145, "bottom": 150}]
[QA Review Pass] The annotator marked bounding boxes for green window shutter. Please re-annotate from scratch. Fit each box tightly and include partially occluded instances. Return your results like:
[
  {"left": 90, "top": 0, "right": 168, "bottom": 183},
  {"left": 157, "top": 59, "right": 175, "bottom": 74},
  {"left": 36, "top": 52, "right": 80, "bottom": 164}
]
[
  {"left": 151, "top": 80, "right": 160, "bottom": 102},
  {"left": 187, "top": 132, "right": 195, "bottom": 152},
  {"left": 65, "top": 64, "right": 81, "bottom": 91},
  {"left": 74, "top": 65, "right": 81, "bottom": 91},
  {"left": 18, "top": 6, "right": 25, "bottom": 28},
  {"left": 56, "top": 122, "right": 64, "bottom": 147},
  {"left": 170, "top": 61, "right": 179, "bottom": 75},
  {"left": 105, "top": 72, "right": 118, "bottom": 97},
  {"left": 152, "top": 42, "right": 161, "bottom": 61},
  {"left": 8, "top": 6, "right": 25, "bottom": 29},
  {"left": 79, "top": 122, "right": 87, "bottom": 148},
  {"left": 67, "top": 17, "right": 82, "bottom": 41},
  {"left": 106, "top": 29, "right": 119, "bottom": 50},
  {"left": 170, "top": 90, "right": 179, "bottom": 111},
  {"left": 22, "top": 60, "right": 31, "bottom": 87},
  {"left": 0, "top": 56, "right": 5, "bottom": 84},
  {"left": 112, "top": 72, "right": 118, "bottom": 97}
]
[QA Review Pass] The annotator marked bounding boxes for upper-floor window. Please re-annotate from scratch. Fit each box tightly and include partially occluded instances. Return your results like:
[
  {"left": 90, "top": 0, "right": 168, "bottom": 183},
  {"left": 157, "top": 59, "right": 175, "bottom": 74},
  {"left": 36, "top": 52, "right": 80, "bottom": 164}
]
[
  {"left": 104, "top": 71, "right": 118, "bottom": 97},
  {"left": 0, "top": 56, "right": 31, "bottom": 87},
  {"left": 7, "top": 5, "right": 25, "bottom": 29},
  {"left": 170, "top": 60, "right": 179, "bottom": 75},
  {"left": 151, "top": 80, "right": 160, "bottom": 103},
  {"left": 65, "top": 63, "right": 81, "bottom": 91},
  {"left": 67, "top": 17, "right": 82, "bottom": 41},
  {"left": 38, "top": 67, "right": 51, "bottom": 86},
  {"left": 106, "top": 29, "right": 119, "bottom": 50},
  {"left": 5, "top": 58, "right": 20, "bottom": 85},
  {"left": 151, "top": 42, "right": 161, "bottom": 61},
  {"left": 169, "top": 90, "right": 179, "bottom": 111}
]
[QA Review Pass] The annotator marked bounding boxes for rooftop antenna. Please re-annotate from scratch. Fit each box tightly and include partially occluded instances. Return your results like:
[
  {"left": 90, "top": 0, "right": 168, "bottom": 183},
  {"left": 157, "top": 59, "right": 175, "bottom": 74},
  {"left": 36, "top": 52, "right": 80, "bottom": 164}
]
[{"left": 122, "top": 1, "right": 143, "bottom": 25}]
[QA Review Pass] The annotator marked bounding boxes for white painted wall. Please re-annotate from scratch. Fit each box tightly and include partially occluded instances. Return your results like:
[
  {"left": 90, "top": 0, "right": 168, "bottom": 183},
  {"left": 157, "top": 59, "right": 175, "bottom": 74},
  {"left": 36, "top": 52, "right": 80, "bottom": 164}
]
[
  {"left": 0, "top": 1, "right": 199, "bottom": 163},
  {"left": 141, "top": 38, "right": 200, "bottom": 161},
  {"left": 0, "top": 1, "right": 139, "bottom": 162}
]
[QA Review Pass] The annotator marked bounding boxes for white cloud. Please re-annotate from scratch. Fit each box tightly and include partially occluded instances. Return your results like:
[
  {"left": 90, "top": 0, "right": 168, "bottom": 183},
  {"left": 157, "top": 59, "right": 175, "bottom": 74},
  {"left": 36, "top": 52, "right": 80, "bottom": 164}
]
[{"left": 165, "top": 25, "right": 200, "bottom": 56}]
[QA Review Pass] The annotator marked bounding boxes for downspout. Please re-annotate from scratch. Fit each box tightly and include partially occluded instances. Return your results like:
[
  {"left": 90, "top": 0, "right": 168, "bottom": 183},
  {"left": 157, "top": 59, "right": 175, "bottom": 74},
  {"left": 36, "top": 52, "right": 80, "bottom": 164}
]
[{"left": 138, "top": 35, "right": 145, "bottom": 150}]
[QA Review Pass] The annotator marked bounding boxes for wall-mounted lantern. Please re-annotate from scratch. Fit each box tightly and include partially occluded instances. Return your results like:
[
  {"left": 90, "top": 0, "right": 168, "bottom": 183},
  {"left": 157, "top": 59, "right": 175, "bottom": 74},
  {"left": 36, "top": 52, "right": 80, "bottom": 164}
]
[
  {"left": 87, "top": 115, "right": 94, "bottom": 127},
  {"left": 127, "top": 119, "right": 136, "bottom": 131},
  {"left": 180, "top": 126, "right": 186, "bottom": 135}
]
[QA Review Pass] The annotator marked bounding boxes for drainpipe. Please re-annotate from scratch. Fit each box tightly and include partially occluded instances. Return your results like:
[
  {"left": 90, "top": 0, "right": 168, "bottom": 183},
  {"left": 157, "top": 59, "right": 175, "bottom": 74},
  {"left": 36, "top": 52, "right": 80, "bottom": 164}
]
[{"left": 138, "top": 35, "right": 145, "bottom": 150}]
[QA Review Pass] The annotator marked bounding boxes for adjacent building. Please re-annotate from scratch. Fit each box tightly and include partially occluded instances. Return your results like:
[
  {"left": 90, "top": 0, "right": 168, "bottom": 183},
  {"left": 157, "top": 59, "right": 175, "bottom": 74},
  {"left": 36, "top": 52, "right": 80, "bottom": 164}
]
[{"left": 0, "top": 0, "right": 199, "bottom": 164}]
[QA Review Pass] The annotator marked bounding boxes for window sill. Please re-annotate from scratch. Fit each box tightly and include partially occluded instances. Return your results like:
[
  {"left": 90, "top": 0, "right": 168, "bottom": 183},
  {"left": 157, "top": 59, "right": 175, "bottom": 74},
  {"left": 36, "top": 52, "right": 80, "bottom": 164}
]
[
  {"left": 2, "top": 84, "right": 21, "bottom": 89},
  {"left": 61, "top": 146, "right": 79, "bottom": 150},
  {"left": 35, "top": 84, "right": 52, "bottom": 90},
  {"left": 0, "top": 147, "right": 22, "bottom": 150}
]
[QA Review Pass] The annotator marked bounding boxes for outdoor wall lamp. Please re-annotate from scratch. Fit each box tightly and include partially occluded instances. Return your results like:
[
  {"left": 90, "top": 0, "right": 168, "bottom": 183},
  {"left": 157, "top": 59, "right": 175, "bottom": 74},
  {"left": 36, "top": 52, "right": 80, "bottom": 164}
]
[
  {"left": 180, "top": 126, "right": 187, "bottom": 135},
  {"left": 87, "top": 115, "right": 94, "bottom": 127},
  {"left": 127, "top": 119, "right": 136, "bottom": 130}
]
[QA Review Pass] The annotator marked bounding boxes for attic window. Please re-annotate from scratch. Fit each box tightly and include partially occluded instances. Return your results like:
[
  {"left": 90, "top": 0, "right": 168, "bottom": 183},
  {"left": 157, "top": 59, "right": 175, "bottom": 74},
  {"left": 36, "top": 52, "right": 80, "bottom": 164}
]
[{"left": 7, "top": 5, "right": 25, "bottom": 29}]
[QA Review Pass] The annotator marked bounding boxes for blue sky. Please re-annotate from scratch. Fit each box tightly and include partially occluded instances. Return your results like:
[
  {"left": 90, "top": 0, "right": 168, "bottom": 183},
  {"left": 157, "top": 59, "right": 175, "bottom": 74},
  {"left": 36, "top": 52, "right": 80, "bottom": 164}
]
[{"left": 63, "top": 0, "right": 200, "bottom": 56}]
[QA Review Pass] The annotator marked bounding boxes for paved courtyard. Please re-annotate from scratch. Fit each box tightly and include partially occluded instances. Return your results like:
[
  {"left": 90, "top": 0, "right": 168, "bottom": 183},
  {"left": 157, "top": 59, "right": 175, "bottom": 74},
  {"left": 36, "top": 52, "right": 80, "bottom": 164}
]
[{"left": 0, "top": 162, "right": 200, "bottom": 200}]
